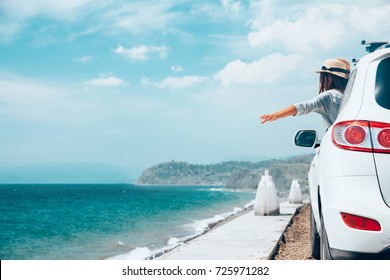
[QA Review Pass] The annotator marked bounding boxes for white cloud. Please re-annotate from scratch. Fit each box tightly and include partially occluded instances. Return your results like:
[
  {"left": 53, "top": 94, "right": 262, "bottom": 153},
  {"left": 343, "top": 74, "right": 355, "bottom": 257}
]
[
  {"left": 247, "top": 0, "right": 274, "bottom": 30},
  {"left": 248, "top": 5, "right": 346, "bottom": 52},
  {"left": 348, "top": 5, "right": 390, "bottom": 35},
  {"left": 72, "top": 55, "right": 92, "bottom": 63},
  {"left": 141, "top": 75, "right": 208, "bottom": 90},
  {"left": 0, "top": 1, "right": 179, "bottom": 41},
  {"left": 114, "top": 45, "right": 168, "bottom": 61},
  {"left": 0, "top": 0, "right": 94, "bottom": 41},
  {"left": 0, "top": 21, "right": 23, "bottom": 42},
  {"left": 104, "top": 2, "right": 179, "bottom": 35},
  {"left": 0, "top": 0, "right": 92, "bottom": 21},
  {"left": 247, "top": 3, "right": 390, "bottom": 53},
  {"left": 171, "top": 66, "right": 184, "bottom": 73},
  {"left": 222, "top": 0, "right": 242, "bottom": 13},
  {"left": 186, "top": 1, "right": 246, "bottom": 26},
  {"left": 215, "top": 53, "right": 301, "bottom": 86},
  {"left": 140, "top": 77, "right": 153, "bottom": 86},
  {"left": 83, "top": 74, "right": 125, "bottom": 87}
]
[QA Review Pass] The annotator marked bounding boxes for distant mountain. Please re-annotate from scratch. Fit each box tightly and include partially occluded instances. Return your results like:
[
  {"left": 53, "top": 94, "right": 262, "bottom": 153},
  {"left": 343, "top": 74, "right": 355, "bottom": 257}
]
[
  {"left": 0, "top": 162, "right": 134, "bottom": 184},
  {"left": 137, "top": 154, "right": 314, "bottom": 197}
]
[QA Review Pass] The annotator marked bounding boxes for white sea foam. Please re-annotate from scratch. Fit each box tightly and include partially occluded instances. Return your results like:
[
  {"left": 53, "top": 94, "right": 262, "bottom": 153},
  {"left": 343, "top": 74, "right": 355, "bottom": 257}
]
[
  {"left": 190, "top": 220, "right": 210, "bottom": 234},
  {"left": 218, "top": 207, "right": 244, "bottom": 220},
  {"left": 198, "top": 188, "right": 224, "bottom": 192},
  {"left": 167, "top": 237, "right": 181, "bottom": 246},
  {"left": 208, "top": 188, "right": 224, "bottom": 192},
  {"left": 245, "top": 201, "right": 255, "bottom": 209},
  {"left": 108, "top": 247, "right": 153, "bottom": 260},
  {"left": 198, "top": 188, "right": 255, "bottom": 193},
  {"left": 184, "top": 208, "right": 246, "bottom": 235}
]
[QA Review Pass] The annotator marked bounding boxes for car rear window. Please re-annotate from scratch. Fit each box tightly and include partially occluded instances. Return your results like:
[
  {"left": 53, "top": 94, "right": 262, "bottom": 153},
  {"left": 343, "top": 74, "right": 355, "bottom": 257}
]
[{"left": 375, "top": 57, "right": 390, "bottom": 110}]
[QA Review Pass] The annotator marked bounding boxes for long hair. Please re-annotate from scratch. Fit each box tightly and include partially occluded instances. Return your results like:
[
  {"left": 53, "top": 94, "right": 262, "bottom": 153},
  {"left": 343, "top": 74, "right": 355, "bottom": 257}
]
[{"left": 319, "top": 72, "right": 348, "bottom": 94}]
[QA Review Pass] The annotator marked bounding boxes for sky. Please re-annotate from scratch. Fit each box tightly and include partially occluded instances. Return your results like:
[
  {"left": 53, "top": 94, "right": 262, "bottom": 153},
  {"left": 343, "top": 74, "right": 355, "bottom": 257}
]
[{"left": 0, "top": 0, "right": 389, "bottom": 176}]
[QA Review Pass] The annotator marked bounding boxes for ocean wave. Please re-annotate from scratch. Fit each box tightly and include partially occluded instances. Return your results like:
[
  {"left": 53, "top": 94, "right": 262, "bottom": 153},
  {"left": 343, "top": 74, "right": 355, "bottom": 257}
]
[
  {"left": 108, "top": 247, "right": 153, "bottom": 260},
  {"left": 107, "top": 241, "right": 183, "bottom": 260},
  {"left": 188, "top": 214, "right": 226, "bottom": 233},
  {"left": 198, "top": 188, "right": 255, "bottom": 193},
  {"left": 245, "top": 200, "right": 255, "bottom": 209},
  {"left": 178, "top": 201, "right": 254, "bottom": 237},
  {"left": 167, "top": 237, "right": 182, "bottom": 246},
  {"left": 197, "top": 188, "right": 224, "bottom": 192}
]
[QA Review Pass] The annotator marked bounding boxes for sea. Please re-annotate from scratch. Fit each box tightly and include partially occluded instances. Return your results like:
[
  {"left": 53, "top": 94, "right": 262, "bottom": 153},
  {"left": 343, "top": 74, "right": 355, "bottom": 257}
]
[{"left": 0, "top": 184, "right": 255, "bottom": 260}]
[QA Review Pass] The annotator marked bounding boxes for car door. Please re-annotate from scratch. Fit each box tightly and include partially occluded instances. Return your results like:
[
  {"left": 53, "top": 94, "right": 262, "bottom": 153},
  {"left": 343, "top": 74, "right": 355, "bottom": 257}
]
[{"left": 308, "top": 147, "right": 321, "bottom": 230}]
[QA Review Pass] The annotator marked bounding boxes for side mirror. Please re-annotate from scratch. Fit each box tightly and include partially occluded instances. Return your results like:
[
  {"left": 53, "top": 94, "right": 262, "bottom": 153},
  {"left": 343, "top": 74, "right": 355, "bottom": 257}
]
[{"left": 294, "top": 130, "right": 320, "bottom": 148}]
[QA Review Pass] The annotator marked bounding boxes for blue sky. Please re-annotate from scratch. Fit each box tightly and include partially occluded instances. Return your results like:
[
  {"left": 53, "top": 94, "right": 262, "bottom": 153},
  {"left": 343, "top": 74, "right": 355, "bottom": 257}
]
[{"left": 0, "top": 0, "right": 389, "bottom": 175}]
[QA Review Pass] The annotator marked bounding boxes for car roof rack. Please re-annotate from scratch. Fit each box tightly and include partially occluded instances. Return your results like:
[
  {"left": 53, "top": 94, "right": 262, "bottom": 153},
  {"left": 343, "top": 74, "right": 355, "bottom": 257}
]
[
  {"left": 361, "top": 40, "right": 390, "bottom": 53},
  {"left": 352, "top": 58, "right": 359, "bottom": 65}
]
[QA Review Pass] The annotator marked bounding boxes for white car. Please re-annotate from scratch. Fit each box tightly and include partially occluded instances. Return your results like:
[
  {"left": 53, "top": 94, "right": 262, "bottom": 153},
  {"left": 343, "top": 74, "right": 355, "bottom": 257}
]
[{"left": 294, "top": 40, "right": 390, "bottom": 259}]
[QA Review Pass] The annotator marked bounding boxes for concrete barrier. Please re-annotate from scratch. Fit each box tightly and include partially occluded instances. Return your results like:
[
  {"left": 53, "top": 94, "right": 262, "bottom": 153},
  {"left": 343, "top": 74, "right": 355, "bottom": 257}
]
[
  {"left": 288, "top": 180, "right": 303, "bottom": 204},
  {"left": 254, "top": 170, "right": 280, "bottom": 216}
]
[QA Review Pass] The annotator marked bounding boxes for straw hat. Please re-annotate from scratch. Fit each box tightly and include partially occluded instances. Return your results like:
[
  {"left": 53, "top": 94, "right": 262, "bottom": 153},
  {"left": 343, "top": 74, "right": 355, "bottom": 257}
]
[{"left": 316, "top": 58, "right": 350, "bottom": 79}]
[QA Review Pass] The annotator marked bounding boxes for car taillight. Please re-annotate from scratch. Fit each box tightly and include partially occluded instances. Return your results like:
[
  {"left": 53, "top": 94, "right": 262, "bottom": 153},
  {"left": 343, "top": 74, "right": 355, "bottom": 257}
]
[
  {"left": 341, "top": 212, "right": 381, "bottom": 231},
  {"left": 344, "top": 125, "right": 367, "bottom": 145},
  {"left": 332, "top": 120, "right": 390, "bottom": 153},
  {"left": 332, "top": 121, "right": 371, "bottom": 152},
  {"left": 371, "top": 123, "right": 390, "bottom": 152},
  {"left": 378, "top": 129, "right": 390, "bottom": 148}
]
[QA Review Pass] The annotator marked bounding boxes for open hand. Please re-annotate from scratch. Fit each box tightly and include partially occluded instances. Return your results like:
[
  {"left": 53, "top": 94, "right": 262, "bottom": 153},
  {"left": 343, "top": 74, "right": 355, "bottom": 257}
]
[{"left": 259, "top": 114, "right": 278, "bottom": 124}]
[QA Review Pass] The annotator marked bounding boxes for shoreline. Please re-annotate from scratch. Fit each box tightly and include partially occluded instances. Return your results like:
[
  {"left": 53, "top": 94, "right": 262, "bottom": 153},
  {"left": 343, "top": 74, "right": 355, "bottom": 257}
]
[
  {"left": 155, "top": 201, "right": 301, "bottom": 260},
  {"left": 148, "top": 204, "right": 255, "bottom": 260},
  {"left": 107, "top": 200, "right": 256, "bottom": 260}
]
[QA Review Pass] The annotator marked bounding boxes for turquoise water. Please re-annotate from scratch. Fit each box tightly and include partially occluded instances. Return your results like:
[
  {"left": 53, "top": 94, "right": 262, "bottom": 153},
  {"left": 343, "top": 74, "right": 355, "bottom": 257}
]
[{"left": 0, "top": 184, "right": 254, "bottom": 260}]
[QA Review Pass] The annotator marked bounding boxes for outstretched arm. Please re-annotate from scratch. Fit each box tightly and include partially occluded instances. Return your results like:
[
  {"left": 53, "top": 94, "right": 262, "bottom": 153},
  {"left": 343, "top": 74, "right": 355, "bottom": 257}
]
[{"left": 260, "top": 105, "right": 297, "bottom": 124}]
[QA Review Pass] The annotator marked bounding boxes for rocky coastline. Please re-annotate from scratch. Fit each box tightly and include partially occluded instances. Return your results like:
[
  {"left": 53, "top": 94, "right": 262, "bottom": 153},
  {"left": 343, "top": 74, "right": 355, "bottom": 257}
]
[{"left": 137, "top": 154, "right": 314, "bottom": 198}]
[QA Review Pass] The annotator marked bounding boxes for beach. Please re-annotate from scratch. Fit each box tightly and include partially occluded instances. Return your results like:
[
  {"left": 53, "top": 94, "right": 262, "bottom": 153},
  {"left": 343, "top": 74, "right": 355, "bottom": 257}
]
[{"left": 155, "top": 202, "right": 302, "bottom": 260}]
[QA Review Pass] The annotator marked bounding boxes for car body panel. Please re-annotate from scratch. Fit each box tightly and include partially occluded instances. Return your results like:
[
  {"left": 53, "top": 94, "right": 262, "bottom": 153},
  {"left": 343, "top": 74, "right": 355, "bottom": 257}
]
[
  {"left": 308, "top": 150, "right": 320, "bottom": 233},
  {"left": 321, "top": 176, "right": 389, "bottom": 253},
  {"left": 373, "top": 153, "right": 390, "bottom": 208},
  {"left": 353, "top": 55, "right": 390, "bottom": 207}
]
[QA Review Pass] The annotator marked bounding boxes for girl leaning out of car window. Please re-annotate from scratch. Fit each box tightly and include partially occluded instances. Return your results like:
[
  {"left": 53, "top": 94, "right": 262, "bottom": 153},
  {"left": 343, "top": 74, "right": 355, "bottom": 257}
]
[{"left": 260, "top": 58, "right": 350, "bottom": 129}]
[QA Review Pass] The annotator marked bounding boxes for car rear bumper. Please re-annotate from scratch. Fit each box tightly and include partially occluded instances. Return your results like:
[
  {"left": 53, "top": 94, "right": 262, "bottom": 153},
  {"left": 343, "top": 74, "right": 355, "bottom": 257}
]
[
  {"left": 320, "top": 176, "right": 390, "bottom": 255},
  {"left": 330, "top": 247, "right": 390, "bottom": 260}
]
